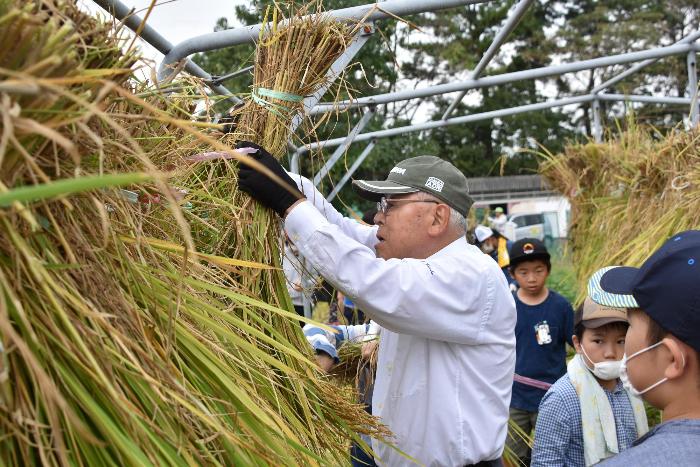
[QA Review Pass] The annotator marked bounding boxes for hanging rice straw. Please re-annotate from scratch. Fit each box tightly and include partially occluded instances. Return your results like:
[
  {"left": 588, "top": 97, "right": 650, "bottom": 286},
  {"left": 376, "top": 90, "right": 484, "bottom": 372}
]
[
  {"left": 0, "top": 1, "right": 390, "bottom": 464},
  {"left": 540, "top": 117, "right": 700, "bottom": 305}
]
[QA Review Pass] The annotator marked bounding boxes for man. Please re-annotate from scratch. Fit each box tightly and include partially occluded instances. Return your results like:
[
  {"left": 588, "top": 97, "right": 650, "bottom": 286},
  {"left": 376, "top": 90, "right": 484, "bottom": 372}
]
[
  {"left": 488, "top": 207, "right": 508, "bottom": 233},
  {"left": 236, "top": 142, "right": 516, "bottom": 466}
]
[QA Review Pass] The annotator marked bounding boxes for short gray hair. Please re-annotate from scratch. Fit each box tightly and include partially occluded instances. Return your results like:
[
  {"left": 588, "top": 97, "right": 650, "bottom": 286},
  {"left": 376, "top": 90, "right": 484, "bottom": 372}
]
[
  {"left": 420, "top": 193, "right": 467, "bottom": 234},
  {"left": 449, "top": 207, "right": 467, "bottom": 234}
]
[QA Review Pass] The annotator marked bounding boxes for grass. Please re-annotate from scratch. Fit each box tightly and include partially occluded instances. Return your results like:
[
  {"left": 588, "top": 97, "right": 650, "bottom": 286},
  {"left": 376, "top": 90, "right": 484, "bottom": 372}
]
[{"left": 546, "top": 238, "right": 578, "bottom": 305}]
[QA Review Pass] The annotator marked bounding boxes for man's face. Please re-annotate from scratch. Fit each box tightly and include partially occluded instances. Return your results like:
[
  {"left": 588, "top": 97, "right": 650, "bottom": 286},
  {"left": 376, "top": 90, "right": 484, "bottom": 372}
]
[
  {"left": 512, "top": 259, "right": 549, "bottom": 295},
  {"left": 373, "top": 193, "right": 437, "bottom": 260}
]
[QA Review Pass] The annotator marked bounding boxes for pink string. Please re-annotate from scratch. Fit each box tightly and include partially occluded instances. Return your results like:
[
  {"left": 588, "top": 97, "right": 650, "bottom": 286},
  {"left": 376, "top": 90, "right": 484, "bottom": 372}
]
[
  {"left": 187, "top": 147, "right": 257, "bottom": 162},
  {"left": 513, "top": 373, "right": 552, "bottom": 391}
]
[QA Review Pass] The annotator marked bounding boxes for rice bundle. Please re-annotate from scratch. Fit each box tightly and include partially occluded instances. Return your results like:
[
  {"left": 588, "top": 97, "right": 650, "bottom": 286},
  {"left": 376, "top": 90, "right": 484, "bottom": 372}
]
[
  {"left": 540, "top": 120, "right": 700, "bottom": 304},
  {"left": 0, "top": 1, "right": 387, "bottom": 465}
]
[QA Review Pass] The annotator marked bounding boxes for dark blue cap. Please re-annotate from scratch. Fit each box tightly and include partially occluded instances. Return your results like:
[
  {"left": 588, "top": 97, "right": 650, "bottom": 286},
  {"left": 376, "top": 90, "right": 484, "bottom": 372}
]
[
  {"left": 599, "top": 230, "right": 700, "bottom": 352},
  {"left": 508, "top": 238, "right": 550, "bottom": 267}
]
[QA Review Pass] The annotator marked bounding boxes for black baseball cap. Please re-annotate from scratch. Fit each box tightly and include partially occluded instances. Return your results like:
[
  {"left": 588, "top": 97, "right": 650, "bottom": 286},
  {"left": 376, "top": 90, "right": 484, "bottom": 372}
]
[
  {"left": 599, "top": 230, "right": 700, "bottom": 353},
  {"left": 352, "top": 155, "right": 473, "bottom": 215},
  {"left": 508, "top": 238, "right": 550, "bottom": 268}
]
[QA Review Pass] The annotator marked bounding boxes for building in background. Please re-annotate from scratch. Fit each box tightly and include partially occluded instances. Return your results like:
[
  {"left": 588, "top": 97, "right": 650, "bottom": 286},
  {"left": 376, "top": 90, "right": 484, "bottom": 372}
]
[{"left": 469, "top": 175, "right": 570, "bottom": 240}]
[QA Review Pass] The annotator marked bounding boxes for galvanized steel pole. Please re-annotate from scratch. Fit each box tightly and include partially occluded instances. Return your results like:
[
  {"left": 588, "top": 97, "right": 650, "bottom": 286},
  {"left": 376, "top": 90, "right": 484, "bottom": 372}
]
[
  {"left": 92, "top": 0, "right": 241, "bottom": 104},
  {"left": 688, "top": 50, "right": 699, "bottom": 127},
  {"left": 596, "top": 94, "right": 692, "bottom": 105},
  {"left": 591, "top": 99, "right": 602, "bottom": 142},
  {"left": 327, "top": 141, "right": 377, "bottom": 202},
  {"left": 310, "top": 42, "right": 700, "bottom": 113},
  {"left": 442, "top": 0, "right": 534, "bottom": 120},
  {"left": 157, "top": 0, "right": 491, "bottom": 82}
]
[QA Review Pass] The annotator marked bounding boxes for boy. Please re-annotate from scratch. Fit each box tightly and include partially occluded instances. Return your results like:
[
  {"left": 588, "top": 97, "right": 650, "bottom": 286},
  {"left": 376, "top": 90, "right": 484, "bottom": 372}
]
[
  {"left": 507, "top": 238, "right": 574, "bottom": 465},
  {"left": 597, "top": 230, "right": 700, "bottom": 466},
  {"left": 303, "top": 321, "right": 381, "bottom": 467},
  {"left": 532, "top": 272, "right": 648, "bottom": 466}
]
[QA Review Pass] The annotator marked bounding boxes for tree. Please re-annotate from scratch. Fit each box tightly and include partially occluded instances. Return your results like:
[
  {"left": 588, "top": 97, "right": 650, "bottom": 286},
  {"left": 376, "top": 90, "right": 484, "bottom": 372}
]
[
  {"left": 192, "top": 1, "right": 413, "bottom": 213},
  {"left": 397, "top": 0, "right": 573, "bottom": 178},
  {"left": 190, "top": 1, "right": 699, "bottom": 213},
  {"left": 553, "top": 0, "right": 700, "bottom": 131}
]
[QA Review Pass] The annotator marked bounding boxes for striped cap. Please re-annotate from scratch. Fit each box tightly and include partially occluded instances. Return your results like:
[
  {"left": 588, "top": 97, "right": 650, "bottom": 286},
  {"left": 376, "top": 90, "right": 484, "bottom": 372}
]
[{"left": 588, "top": 266, "right": 639, "bottom": 308}]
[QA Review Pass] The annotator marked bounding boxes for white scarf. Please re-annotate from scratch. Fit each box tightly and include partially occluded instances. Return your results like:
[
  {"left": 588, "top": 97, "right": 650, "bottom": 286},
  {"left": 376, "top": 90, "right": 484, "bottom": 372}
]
[{"left": 567, "top": 354, "right": 649, "bottom": 466}]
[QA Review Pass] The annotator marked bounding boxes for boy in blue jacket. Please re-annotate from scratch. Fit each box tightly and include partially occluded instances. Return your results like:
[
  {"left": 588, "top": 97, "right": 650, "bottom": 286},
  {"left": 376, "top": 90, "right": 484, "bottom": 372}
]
[{"left": 506, "top": 238, "right": 574, "bottom": 465}]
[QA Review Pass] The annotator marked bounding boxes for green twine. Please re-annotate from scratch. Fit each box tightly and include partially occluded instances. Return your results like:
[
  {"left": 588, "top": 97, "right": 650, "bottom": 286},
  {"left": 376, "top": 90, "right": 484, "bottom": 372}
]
[{"left": 250, "top": 87, "right": 304, "bottom": 118}]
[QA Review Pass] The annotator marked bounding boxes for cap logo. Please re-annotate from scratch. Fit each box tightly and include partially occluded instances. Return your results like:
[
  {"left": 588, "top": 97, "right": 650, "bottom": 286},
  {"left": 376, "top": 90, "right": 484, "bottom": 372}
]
[
  {"left": 425, "top": 177, "right": 444, "bottom": 192},
  {"left": 522, "top": 243, "right": 535, "bottom": 254},
  {"left": 390, "top": 167, "right": 406, "bottom": 175}
]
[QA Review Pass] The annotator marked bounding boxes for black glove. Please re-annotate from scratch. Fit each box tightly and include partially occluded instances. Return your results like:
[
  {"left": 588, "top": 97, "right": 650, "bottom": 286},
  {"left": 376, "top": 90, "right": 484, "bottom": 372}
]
[{"left": 236, "top": 141, "right": 303, "bottom": 217}]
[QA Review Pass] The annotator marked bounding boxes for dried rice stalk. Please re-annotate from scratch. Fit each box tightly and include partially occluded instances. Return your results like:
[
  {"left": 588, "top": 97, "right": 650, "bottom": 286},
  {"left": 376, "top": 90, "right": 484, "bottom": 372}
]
[
  {"left": 0, "top": 1, "right": 389, "bottom": 465},
  {"left": 540, "top": 119, "right": 700, "bottom": 304}
]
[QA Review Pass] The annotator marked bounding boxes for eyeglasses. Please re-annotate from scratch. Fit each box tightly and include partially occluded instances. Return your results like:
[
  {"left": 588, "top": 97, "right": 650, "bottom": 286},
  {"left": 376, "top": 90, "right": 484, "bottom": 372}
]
[{"left": 376, "top": 197, "right": 440, "bottom": 214}]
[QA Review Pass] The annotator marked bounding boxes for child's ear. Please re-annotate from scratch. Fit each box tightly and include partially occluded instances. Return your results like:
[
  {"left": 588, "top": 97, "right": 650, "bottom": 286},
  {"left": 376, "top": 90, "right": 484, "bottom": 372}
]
[
  {"left": 663, "top": 337, "right": 690, "bottom": 381},
  {"left": 572, "top": 334, "right": 582, "bottom": 354}
]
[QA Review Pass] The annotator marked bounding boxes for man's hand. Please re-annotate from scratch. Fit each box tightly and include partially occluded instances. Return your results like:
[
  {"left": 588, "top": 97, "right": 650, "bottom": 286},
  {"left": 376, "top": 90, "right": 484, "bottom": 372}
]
[{"left": 236, "top": 141, "right": 304, "bottom": 217}]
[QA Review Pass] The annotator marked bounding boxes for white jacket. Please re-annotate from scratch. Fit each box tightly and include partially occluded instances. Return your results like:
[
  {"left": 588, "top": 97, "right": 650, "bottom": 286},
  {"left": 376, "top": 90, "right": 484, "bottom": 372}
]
[{"left": 286, "top": 176, "right": 516, "bottom": 466}]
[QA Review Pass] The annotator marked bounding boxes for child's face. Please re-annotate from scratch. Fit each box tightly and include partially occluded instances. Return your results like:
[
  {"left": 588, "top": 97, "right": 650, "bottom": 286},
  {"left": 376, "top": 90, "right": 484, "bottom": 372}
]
[
  {"left": 512, "top": 260, "right": 549, "bottom": 295},
  {"left": 624, "top": 310, "right": 665, "bottom": 400},
  {"left": 576, "top": 324, "right": 627, "bottom": 365},
  {"left": 315, "top": 353, "right": 335, "bottom": 373}
]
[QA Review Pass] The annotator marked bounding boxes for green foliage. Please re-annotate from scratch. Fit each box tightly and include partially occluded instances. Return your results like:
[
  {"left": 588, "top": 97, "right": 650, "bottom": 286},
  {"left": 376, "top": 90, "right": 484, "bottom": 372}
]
[
  {"left": 192, "top": 0, "right": 699, "bottom": 212},
  {"left": 556, "top": 0, "right": 700, "bottom": 130}
]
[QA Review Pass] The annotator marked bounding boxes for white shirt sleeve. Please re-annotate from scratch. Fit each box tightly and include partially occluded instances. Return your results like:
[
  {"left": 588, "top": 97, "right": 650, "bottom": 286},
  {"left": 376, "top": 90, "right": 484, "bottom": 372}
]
[
  {"left": 286, "top": 201, "right": 500, "bottom": 345},
  {"left": 287, "top": 172, "right": 379, "bottom": 249},
  {"left": 363, "top": 321, "right": 381, "bottom": 342}
]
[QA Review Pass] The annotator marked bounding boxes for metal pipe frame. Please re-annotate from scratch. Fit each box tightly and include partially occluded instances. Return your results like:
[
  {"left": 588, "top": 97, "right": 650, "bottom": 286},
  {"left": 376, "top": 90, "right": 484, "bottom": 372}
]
[
  {"left": 688, "top": 51, "right": 699, "bottom": 127},
  {"left": 157, "top": 0, "right": 491, "bottom": 82},
  {"left": 327, "top": 140, "right": 377, "bottom": 202},
  {"left": 300, "top": 92, "right": 692, "bottom": 152},
  {"left": 442, "top": 0, "right": 534, "bottom": 120},
  {"left": 310, "top": 41, "right": 700, "bottom": 113},
  {"left": 312, "top": 109, "right": 375, "bottom": 186},
  {"left": 93, "top": 0, "right": 241, "bottom": 105},
  {"left": 591, "top": 99, "right": 602, "bottom": 143},
  {"left": 305, "top": 95, "right": 595, "bottom": 151},
  {"left": 596, "top": 93, "right": 691, "bottom": 105},
  {"left": 591, "top": 30, "right": 700, "bottom": 95},
  {"left": 290, "top": 24, "right": 375, "bottom": 134}
]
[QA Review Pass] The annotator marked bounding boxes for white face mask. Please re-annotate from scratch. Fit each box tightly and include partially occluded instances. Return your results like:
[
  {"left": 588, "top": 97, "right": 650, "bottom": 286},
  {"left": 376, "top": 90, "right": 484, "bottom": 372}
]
[
  {"left": 580, "top": 344, "right": 622, "bottom": 381},
  {"left": 620, "top": 341, "right": 684, "bottom": 397},
  {"left": 481, "top": 242, "right": 495, "bottom": 254}
]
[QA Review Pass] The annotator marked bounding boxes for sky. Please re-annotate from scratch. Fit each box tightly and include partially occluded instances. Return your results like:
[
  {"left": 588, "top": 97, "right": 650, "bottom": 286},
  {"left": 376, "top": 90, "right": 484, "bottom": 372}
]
[
  {"left": 80, "top": 0, "right": 247, "bottom": 62},
  {"left": 76, "top": 1, "right": 569, "bottom": 126},
  {"left": 78, "top": 0, "right": 453, "bottom": 120}
]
